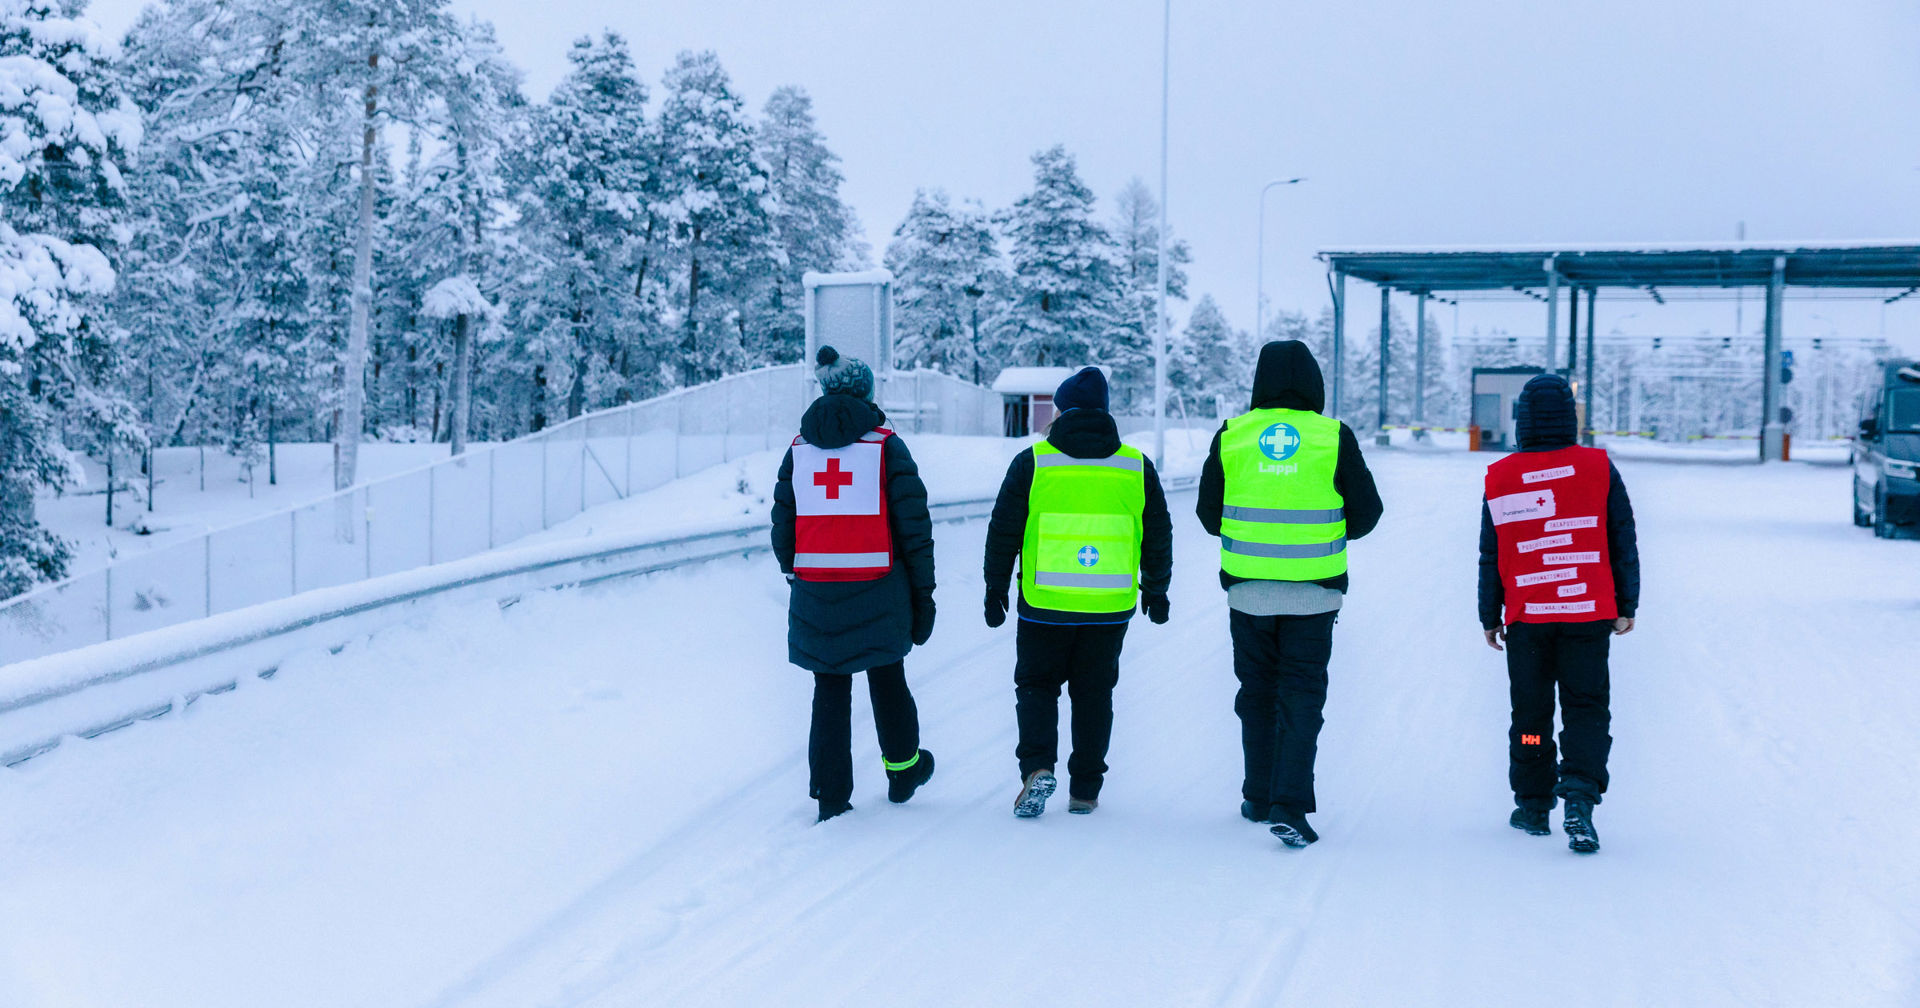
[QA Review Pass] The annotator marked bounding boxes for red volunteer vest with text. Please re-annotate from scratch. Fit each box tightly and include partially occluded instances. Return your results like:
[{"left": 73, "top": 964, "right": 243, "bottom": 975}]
[
  {"left": 1485, "top": 445, "right": 1618, "bottom": 624},
  {"left": 791, "top": 428, "right": 893, "bottom": 582}
]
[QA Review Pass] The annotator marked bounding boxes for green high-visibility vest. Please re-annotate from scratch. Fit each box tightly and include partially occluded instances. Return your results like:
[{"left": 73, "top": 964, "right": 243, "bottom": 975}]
[
  {"left": 1219, "top": 408, "right": 1347, "bottom": 581},
  {"left": 1020, "top": 441, "right": 1147, "bottom": 614}
]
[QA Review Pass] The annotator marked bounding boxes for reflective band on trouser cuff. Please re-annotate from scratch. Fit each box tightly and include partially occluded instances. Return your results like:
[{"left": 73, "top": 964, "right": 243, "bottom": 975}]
[
  {"left": 1034, "top": 571, "right": 1136, "bottom": 589},
  {"left": 1034, "top": 453, "right": 1145, "bottom": 471},
  {"left": 884, "top": 751, "right": 920, "bottom": 772},
  {"left": 794, "top": 552, "right": 891, "bottom": 568},
  {"left": 1221, "top": 536, "right": 1347, "bottom": 559},
  {"left": 1220, "top": 505, "right": 1345, "bottom": 524}
]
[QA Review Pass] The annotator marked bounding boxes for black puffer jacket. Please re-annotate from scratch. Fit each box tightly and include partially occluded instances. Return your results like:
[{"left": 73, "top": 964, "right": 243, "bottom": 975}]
[
  {"left": 1477, "top": 374, "right": 1640, "bottom": 628},
  {"left": 1196, "top": 340, "right": 1384, "bottom": 592},
  {"left": 982, "top": 407, "right": 1175, "bottom": 625},
  {"left": 772, "top": 395, "right": 935, "bottom": 674}
]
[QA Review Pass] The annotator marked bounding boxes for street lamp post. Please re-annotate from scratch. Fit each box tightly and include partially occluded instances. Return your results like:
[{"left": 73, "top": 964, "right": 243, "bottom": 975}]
[
  {"left": 1255, "top": 177, "right": 1306, "bottom": 343},
  {"left": 1153, "top": 0, "right": 1171, "bottom": 469}
]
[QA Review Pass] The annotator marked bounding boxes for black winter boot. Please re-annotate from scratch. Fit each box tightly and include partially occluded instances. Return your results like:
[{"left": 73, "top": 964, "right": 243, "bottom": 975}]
[
  {"left": 1013, "top": 769, "right": 1057, "bottom": 818},
  {"left": 817, "top": 799, "right": 853, "bottom": 823},
  {"left": 1509, "top": 806, "right": 1551, "bottom": 836},
  {"left": 1269, "top": 806, "right": 1319, "bottom": 848},
  {"left": 1241, "top": 800, "right": 1273, "bottom": 824},
  {"left": 886, "top": 749, "right": 935, "bottom": 804},
  {"left": 1563, "top": 799, "right": 1600, "bottom": 853}
]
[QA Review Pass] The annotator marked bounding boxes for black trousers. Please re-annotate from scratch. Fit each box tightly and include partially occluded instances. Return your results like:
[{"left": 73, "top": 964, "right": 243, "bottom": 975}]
[
  {"left": 809, "top": 662, "right": 920, "bottom": 806},
  {"left": 1230, "top": 610, "right": 1337, "bottom": 814},
  {"left": 1014, "top": 621, "right": 1128, "bottom": 800},
  {"left": 1506, "top": 620, "right": 1613, "bottom": 810}
]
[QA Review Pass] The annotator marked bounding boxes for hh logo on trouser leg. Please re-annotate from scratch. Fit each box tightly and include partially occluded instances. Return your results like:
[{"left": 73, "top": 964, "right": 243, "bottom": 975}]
[{"left": 1521, "top": 734, "right": 1542, "bottom": 746}]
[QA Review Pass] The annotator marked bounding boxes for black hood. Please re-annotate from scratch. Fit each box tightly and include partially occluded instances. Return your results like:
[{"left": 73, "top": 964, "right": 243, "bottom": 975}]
[
  {"left": 1515, "top": 374, "right": 1578, "bottom": 450},
  {"left": 1045, "top": 406, "right": 1123, "bottom": 459},
  {"left": 799, "top": 394, "right": 887, "bottom": 450},
  {"left": 1250, "top": 340, "right": 1326, "bottom": 413}
]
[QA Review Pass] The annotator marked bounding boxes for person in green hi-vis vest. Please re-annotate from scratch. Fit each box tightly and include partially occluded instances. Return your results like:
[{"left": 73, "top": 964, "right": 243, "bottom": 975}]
[
  {"left": 984, "top": 367, "right": 1175, "bottom": 818},
  {"left": 1198, "top": 341, "right": 1383, "bottom": 848}
]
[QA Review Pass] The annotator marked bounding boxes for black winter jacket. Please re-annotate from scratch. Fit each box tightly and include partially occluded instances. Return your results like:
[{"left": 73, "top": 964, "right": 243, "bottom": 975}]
[
  {"left": 1477, "top": 375, "right": 1640, "bottom": 628},
  {"left": 1196, "top": 340, "right": 1384, "bottom": 592},
  {"left": 983, "top": 408, "right": 1175, "bottom": 625},
  {"left": 772, "top": 395, "right": 936, "bottom": 674}
]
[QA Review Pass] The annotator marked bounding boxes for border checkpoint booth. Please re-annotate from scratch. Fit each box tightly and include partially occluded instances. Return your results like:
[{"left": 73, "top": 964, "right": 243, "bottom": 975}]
[
  {"left": 992, "top": 367, "right": 1078, "bottom": 437},
  {"left": 1470, "top": 366, "right": 1547, "bottom": 451}
]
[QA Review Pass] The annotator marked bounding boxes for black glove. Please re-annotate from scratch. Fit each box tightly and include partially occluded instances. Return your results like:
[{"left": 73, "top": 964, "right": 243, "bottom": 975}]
[
  {"left": 1142, "top": 592, "right": 1170, "bottom": 625},
  {"left": 984, "top": 586, "right": 1010, "bottom": 628},
  {"left": 911, "top": 597, "right": 937, "bottom": 646}
]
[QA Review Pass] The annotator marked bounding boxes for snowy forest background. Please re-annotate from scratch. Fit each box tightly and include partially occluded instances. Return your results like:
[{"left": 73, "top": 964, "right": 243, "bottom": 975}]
[{"left": 0, "top": 0, "right": 1895, "bottom": 596}]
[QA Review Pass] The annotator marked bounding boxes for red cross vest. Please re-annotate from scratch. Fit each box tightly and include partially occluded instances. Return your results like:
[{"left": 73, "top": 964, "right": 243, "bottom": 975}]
[
  {"left": 790, "top": 428, "right": 893, "bottom": 582},
  {"left": 1485, "top": 445, "right": 1619, "bottom": 624}
]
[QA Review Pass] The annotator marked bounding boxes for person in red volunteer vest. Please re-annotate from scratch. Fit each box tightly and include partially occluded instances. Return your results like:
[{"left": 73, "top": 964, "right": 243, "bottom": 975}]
[
  {"left": 1479, "top": 374, "right": 1640, "bottom": 854},
  {"left": 772, "top": 346, "right": 937, "bottom": 822}
]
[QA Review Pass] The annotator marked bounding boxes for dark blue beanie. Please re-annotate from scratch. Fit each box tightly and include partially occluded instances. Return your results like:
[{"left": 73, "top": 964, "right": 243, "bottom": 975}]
[
  {"left": 1515, "top": 374, "right": 1578, "bottom": 449},
  {"left": 1053, "top": 367, "right": 1109, "bottom": 414}
]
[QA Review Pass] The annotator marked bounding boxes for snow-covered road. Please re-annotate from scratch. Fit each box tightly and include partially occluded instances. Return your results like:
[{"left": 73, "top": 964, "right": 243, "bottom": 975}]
[{"left": 3, "top": 453, "right": 1916, "bottom": 1007}]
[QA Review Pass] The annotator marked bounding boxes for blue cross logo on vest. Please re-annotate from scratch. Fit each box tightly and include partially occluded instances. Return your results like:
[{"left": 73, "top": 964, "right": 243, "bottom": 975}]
[
  {"left": 1077, "top": 545, "right": 1100, "bottom": 567},
  {"left": 1259, "top": 423, "right": 1302, "bottom": 461}
]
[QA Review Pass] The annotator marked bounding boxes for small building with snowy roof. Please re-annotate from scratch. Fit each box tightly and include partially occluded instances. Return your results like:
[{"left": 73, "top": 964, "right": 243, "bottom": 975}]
[{"left": 993, "top": 366, "right": 1089, "bottom": 437}]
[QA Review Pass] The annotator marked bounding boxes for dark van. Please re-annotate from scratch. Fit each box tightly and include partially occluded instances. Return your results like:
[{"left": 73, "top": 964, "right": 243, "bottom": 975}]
[{"left": 1854, "top": 360, "right": 1920, "bottom": 538}]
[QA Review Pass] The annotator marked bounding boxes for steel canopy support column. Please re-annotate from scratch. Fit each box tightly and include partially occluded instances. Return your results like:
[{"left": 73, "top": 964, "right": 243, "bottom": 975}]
[
  {"left": 1583, "top": 287, "right": 1597, "bottom": 445},
  {"left": 1761, "top": 255, "right": 1787, "bottom": 461},
  {"left": 1376, "top": 285, "right": 1392, "bottom": 446},
  {"left": 1545, "top": 257, "right": 1560, "bottom": 372},
  {"left": 1328, "top": 269, "right": 1345, "bottom": 421},
  {"left": 1413, "top": 291, "right": 1428, "bottom": 429},
  {"left": 1568, "top": 285, "right": 1580, "bottom": 374}
]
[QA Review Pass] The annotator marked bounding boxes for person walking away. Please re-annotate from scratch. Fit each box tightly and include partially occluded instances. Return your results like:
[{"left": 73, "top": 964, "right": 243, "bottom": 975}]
[
  {"left": 1197, "top": 340, "right": 1383, "bottom": 848},
  {"left": 1479, "top": 373, "right": 1639, "bottom": 854},
  {"left": 983, "top": 367, "right": 1174, "bottom": 818},
  {"left": 772, "top": 346, "right": 938, "bottom": 822}
]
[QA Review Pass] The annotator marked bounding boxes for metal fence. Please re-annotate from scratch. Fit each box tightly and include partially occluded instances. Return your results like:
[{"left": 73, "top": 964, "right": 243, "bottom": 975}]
[{"left": 1, "top": 365, "right": 1006, "bottom": 667}]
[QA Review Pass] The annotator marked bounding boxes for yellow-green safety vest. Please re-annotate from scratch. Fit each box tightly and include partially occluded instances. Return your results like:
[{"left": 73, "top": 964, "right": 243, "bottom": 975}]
[
  {"left": 1020, "top": 441, "right": 1147, "bottom": 614},
  {"left": 1219, "top": 408, "right": 1347, "bottom": 581}
]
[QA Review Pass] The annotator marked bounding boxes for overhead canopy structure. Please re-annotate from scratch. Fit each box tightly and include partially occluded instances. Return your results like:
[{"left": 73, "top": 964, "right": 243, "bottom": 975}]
[
  {"left": 1316, "top": 242, "right": 1920, "bottom": 460},
  {"left": 1322, "top": 242, "right": 1920, "bottom": 295}
]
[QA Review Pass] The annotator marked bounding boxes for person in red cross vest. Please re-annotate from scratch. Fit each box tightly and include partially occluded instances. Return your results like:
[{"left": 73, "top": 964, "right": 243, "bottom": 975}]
[
  {"left": 1479, "top": 374, "right": 1641, "bottom": 854},
  {"left": 772, "top": 346, "right": 937, "bottom": 822}
]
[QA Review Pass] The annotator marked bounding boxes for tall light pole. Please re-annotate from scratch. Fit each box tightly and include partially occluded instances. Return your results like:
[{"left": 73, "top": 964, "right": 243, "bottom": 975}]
[
  {"left": 1255, "top": 177, "right": 1306, "bottom": 343},
  {"left": 1153, "top": 0, "right": 1171, "bottom": 468}
]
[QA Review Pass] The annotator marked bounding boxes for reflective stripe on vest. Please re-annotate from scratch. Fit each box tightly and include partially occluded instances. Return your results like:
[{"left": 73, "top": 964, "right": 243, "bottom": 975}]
[
  {"left": 791, "top": 428, "right": 893, "bottom": 583},
  {"left": 1218, "top": 408, "right": 1347, "bottom": 581},
  {"left": 1485, "top": 445, "right": 1618, "bottom": 624},
  {"left": 1020, "top": 441, "right": 1147, "bottom": 614},
  {"left": 1219, "top": 535, "right": 1348, "bottom": 559}
]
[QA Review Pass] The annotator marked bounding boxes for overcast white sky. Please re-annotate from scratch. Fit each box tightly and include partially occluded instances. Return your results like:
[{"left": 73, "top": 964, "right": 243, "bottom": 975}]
[{"left": 88, "top": 0, "right": 1920, "bottom": 351}]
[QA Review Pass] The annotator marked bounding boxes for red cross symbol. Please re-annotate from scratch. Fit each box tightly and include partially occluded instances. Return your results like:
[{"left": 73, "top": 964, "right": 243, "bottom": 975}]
[
  {"left": 1536, "top": 497, "right": 1547, "bottom": 507},
  {"left": 814, "top": 457, "right": 855, "bottom": 499}
]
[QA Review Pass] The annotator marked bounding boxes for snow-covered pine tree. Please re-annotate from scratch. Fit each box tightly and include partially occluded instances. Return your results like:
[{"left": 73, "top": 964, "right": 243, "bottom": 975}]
[
  {"left": 1168, "top": 295, "right": 1246, "bottom": 418},
  {"left": 399, "top": 14, "right": 522, "bottom": 450},
  {"left": 0, "top": 0, "right": 141, "bottom": 594},
  {"left": 508, "top": 32, "right": 652, "bottom": 428},
  {"left": 996, "top": 146, "right": 1125, "bottom": 373},
  {"left": 885, "top": 189, "right": 1003, "bottom": 384},
  {"left": 753, "top": 85, "right": 862, "bottom": 365},
  {"left": 1110, "top": 178, "right": 1189, "bottom": 412},
  {"left": 652, "top": 51, "right": 775, "bottom": 388},
  {"left": 119, "top": 0, "right": 326, "bottom": 468},
  {"left": 271, "top": 0, "right": 455, "bottom": 488}
]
